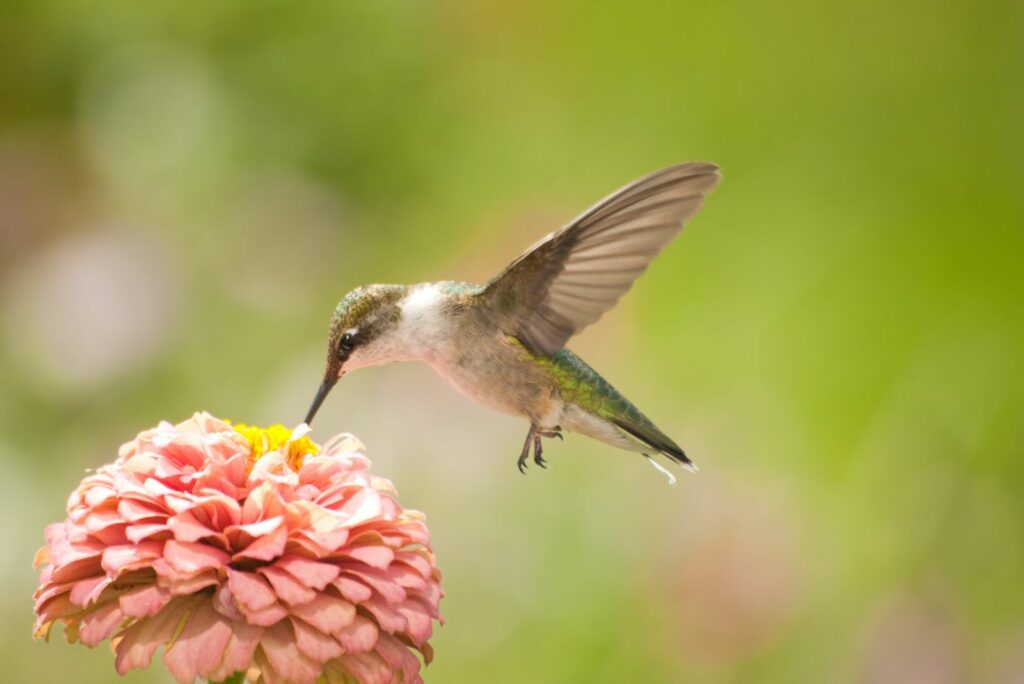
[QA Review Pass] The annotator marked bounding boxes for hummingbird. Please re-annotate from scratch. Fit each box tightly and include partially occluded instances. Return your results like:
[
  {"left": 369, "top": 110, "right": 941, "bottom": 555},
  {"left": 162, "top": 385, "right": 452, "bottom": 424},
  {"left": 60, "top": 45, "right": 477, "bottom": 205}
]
[{"left": 305, "top": 162, "right": 721, "bottom": 479}]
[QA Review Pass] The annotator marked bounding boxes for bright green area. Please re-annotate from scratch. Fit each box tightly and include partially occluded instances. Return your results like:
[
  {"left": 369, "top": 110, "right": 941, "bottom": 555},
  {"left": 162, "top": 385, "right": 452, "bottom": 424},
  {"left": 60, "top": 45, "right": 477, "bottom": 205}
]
[{"left": 1, "top": 1, "right": 1021, "bottom": 682}]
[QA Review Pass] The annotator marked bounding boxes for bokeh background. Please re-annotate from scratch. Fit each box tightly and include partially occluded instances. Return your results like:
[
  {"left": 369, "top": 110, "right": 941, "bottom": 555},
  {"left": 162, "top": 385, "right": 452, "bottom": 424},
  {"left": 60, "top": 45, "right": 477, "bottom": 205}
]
[{"left": 2, "top": 1, "right": 1022, "bottom": 682}]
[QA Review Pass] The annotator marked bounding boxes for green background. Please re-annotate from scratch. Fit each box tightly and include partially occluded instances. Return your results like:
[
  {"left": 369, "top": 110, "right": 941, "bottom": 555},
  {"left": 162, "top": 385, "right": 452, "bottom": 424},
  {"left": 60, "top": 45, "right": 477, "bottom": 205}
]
[{"left": 2, "top": 1, "right": 1022, "bottom": 682}]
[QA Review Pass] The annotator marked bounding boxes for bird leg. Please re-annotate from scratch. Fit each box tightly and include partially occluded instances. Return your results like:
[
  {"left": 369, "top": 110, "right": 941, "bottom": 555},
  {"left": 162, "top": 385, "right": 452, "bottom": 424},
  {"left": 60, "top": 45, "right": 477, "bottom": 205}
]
[
  {"left": 532, "top": 426, "right": 563, "bottom": 469},
  {"left": 518, "top": 425, "right": 563, "bottom": 473},
  {"left": 533, "top": 432, "right": 547, "bottom": 468},
  {"left": 538, "top": 427, "right": 563, "bottom": 441},
  {"left": 517, "top": 424, "right": 537, "bottom": 474}
]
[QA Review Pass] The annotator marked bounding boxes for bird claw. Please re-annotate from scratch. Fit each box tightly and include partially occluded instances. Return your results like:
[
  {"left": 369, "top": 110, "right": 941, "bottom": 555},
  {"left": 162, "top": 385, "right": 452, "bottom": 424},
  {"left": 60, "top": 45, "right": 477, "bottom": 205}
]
[
  {"left": 538, "top": 427, "right": 562, "bottom": 441},
  {"left": 516, "top": 425, "right": 561, "bottom": 473},
  {"left": 517, "top": 426, "right": 534, "bottom": 474}
]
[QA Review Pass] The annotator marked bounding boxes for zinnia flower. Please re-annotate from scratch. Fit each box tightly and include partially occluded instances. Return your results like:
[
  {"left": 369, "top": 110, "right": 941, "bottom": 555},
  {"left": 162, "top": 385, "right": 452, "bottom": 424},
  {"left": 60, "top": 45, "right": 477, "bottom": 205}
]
[{"left": 33, "top": 412, "right": 443, "bottom": 684}]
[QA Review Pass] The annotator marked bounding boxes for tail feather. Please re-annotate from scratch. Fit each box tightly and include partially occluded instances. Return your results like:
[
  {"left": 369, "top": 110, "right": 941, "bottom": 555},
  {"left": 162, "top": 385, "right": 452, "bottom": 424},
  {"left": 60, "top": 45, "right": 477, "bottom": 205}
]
[{"left": 609, "top": 416, "right": 694, "bottom": 469}]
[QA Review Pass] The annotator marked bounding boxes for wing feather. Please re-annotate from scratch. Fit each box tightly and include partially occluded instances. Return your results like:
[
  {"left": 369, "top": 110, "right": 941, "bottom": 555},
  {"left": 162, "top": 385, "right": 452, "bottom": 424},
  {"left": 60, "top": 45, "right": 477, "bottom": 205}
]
[{"left": 482, "top": 162, "right": 721, "bottom": 355}]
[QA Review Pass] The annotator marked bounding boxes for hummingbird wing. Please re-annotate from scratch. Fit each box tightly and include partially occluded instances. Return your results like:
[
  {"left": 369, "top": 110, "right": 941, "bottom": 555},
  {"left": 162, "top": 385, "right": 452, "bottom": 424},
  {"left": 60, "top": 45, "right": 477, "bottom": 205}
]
[{"left": 482, "top": 162, "right": 721, "bottom": 356}]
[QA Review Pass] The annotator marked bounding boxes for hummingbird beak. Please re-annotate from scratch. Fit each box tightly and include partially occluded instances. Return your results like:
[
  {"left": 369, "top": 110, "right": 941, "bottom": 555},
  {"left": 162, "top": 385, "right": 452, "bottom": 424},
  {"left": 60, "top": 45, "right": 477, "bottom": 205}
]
[{"left": 304, "top": 377, "right": 337, "bottom": 425}]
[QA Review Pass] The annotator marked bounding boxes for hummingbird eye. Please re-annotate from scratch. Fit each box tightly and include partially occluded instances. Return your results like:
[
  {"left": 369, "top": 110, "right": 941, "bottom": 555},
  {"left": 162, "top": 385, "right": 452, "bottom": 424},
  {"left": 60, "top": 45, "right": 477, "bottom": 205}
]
[{"left": 338, "top": 332, "right": 356, "bottom": 356}]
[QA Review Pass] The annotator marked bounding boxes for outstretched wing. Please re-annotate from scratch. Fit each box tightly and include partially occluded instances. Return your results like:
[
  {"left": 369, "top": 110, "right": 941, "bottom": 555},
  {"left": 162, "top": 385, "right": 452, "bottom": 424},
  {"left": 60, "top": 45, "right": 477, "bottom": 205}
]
[{"left": 482, "top": 162, "right": 721, "bottom": 356}]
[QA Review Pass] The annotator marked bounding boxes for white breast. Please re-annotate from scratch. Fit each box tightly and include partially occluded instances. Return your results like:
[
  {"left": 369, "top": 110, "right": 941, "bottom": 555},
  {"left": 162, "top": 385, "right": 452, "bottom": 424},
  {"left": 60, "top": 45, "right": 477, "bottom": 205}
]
[{"left": 397, "top": 284, "right": 446, "bottom": 358}]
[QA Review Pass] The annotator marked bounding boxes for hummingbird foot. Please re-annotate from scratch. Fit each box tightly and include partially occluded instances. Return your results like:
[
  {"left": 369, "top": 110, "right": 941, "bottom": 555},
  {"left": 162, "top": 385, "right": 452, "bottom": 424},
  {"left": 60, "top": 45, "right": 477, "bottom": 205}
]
[
  {"left": 532, "top": 433, "right": 547, "bottom": 468},
  {"left": 518, "top": 425, "right": 563, "bottom": 473},
  {"left": 517, "top": 425, "right": 538, "bottom": 474},
  {"left": 532, "top": 427, "right": 563, "bottom": 468}
]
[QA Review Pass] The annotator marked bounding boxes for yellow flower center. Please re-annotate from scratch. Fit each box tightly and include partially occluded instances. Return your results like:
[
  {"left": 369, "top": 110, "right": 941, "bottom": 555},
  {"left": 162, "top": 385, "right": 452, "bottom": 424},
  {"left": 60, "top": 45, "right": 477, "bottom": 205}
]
[{"left": 228, "top": 421, "right": 319, "bottom": 470}]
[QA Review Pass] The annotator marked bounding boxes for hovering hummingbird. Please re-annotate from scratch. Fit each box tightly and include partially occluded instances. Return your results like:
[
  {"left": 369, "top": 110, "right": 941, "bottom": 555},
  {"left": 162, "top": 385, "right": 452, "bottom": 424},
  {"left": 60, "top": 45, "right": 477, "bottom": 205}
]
[{"left": 305, "top": 162, "right": 721, "bottom": 479}]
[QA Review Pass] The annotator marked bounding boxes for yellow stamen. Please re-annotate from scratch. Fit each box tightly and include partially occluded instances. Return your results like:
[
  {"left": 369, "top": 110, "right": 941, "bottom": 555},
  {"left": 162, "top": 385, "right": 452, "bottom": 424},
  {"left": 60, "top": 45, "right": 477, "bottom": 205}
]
[{"left": 227, "top": 420, "right": 319, "bottom": 470}]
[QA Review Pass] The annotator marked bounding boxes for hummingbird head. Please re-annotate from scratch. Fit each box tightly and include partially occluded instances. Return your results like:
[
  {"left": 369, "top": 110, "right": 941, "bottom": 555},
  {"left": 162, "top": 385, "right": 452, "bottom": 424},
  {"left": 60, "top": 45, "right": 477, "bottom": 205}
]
[{"left": 305, "top": 284, "right": 407, "bottom": 425}]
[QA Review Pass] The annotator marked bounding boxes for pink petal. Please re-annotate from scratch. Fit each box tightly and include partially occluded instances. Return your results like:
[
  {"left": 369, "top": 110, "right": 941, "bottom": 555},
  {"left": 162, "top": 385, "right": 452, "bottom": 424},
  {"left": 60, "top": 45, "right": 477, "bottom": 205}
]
[
  {"left": 125, "top": 523, "right": 170, "bottom": 543},
  {"left": 292, "top": 526, "right": 350, "bottom": 557},
  {"left": 275, "top": 554, "right": 341, "bottom": 590},
  {"left": 259, "top": 565, "right": 317, "bottom": 606},
  {"left": 34, "top": 580, "right": 71, "bottom": 610},
  {"left": 389, "top": 564, "right": 428, "bottom": 591},
  {"left": 240, "top": 600, "right": 290, "bottom": 627},
  {"left": 226, "top": 568, "right": 278, "bottom": 611},
  {"left": 35, "top": 592, "right": 77, "bottom": 626},
  {"left": 336, "top": 613, "right": 379, "bottom": 653},
  {"left": 163, "top": 539, "right": 229, "bottom": 574},
  {"left": 84, "top": 508, "right": 126, "bottom": 534},
  {"left": 206, "top": 619, "right": 261, "bottom": 683},
  {"left": 291, "top": 616, "right": 344, "bottom": 662},
  {"left": 50, "top": 556, "right": 104, "bottom": 584},
  {"left": 396, "top": 599, "right": 434, "bottom": 644},
  {"left": 231, "top": 519, "right": 288, "bottom": 562},
  {"left": 290, "top": 500, "right": 343, "bottom": 534},
  {"left": 394, "top": 551, "right": 433, "bottom": 579},
  {"left": 241, "top": 483, "right": 286, "bottom": 523},
  {"left": 232, "top": 515, "right": 284, "bottom": 538},
  {"left": 362, "top": 594, "right": 407, "bottom": 633},
  {"left": 333, "top": 575, "right": 373, "bottom": 603},
  {"left": 78, "top": 601, "right": 124, "bottom": 647},
  {"left": 42, "top": 522, "right": 67, "bottom": 549},
  {"left": 161, "top": 569, "right": 220, "bottom": 595},
  {"left": 339, "top": 567, "right": 407, "bottom": 604},
  {"left": 335, "top": 650, "right": 394, "bottom": 684},
  {"left": 258, "top": 620, "right": 322, "bottom": 684},
  {"left": 212, "top": 582, "right": 245, "bottom": 622},
  {"left": 117, "top": 498, "right": 167, "bottom": 522},
  {"left": 119, "top": 585, "right": 172, "bottom": 618},
  {"left": 345, "top": 544, "right": 394, "bottom": 570},
  {"left": 69, "top": 575, "right": 112, "bottom": 607},
  {"left": 288, "top": 592, "right": 356, "bottom": 635},
  {"left": 337, "top": 488, "right": 384, "bottom": 526},
  {"left": 167, "top": 510, "right": 224, "bottom": 543},
  {"left": 163, "top": 600, "right": 232, "bottom": 684},
  {"left": 101, "top": 541, "right": 162, "bottom": 575},
  {"left": 375, "top": 632, "right": 425, "bottom": 681},
  {"left": 114, "top": 595, "right": 197, "bottom": 675}
]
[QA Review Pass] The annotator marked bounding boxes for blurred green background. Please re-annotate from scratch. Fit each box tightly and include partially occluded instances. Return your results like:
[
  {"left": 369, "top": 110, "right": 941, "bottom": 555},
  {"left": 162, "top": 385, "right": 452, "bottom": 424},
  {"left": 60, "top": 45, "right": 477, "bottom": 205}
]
[{"left": 2, "top": 1, "right": 1022, "bottom": 682}]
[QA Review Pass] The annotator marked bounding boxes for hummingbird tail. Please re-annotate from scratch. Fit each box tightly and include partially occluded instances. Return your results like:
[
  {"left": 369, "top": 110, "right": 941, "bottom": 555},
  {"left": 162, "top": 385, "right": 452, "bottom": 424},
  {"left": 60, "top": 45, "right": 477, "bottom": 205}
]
[{"left": 609, "top": 416, "right": 696, "bottom": 471}]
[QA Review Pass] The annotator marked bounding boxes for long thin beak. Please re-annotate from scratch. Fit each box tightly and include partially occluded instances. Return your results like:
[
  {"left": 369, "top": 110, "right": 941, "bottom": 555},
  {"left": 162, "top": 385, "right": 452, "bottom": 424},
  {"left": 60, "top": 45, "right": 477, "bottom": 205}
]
[{"left": 304, "top": 378, "right": 337, "bottom": 425}]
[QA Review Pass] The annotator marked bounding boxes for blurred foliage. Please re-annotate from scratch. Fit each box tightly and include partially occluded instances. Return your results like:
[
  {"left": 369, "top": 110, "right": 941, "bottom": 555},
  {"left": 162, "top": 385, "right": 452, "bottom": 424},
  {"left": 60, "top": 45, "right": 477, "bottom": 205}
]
[{"left": 1, "top": 0, "right": 1022, "bottom": 682}]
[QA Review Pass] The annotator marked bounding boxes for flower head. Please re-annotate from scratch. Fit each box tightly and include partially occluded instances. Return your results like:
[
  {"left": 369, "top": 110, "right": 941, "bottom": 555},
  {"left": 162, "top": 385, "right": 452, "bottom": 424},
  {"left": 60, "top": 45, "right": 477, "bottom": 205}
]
[{"left": 33, "top": 413, "right": 443, "bottom": 684}]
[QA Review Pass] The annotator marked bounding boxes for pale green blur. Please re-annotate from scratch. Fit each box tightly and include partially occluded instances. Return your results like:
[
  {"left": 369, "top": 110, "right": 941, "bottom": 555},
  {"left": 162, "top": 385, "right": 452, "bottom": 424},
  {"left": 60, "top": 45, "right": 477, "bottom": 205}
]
[{"left": 1, "top": 1, "right": 1021, "bottom": 682}]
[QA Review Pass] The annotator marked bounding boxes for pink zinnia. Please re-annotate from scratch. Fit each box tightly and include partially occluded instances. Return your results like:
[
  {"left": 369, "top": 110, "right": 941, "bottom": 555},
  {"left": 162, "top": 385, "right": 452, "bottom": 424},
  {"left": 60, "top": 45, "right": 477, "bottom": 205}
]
[{"left": 33, "top": 413, "right": 443, "bottom": 684}]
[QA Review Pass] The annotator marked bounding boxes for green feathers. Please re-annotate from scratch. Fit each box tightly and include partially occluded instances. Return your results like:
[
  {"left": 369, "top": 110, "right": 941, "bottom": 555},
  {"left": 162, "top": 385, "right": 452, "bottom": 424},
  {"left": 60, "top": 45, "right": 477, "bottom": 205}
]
[{"left": 534, "top": 347, "right": 690, "bottom": 465}]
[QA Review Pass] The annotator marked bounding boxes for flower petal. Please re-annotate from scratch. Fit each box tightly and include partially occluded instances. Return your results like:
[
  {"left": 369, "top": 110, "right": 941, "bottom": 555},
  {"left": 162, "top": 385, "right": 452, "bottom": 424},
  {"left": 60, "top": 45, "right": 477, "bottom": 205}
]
[
  {"left": 231, "top": 518, "right": 288, "bottom": 562},
  {"left": 258, "top": 620, "right": 322, "bottom": 684},
  {"left": 119, "top": 585, "right": 172, "bottom": 618},
  {"left": 207, "top": 620, "right": 262, "bottom": 683},
  {"left": 79, "top": 601, "right": 124, "bottom": 647},
  {"left": 275, "top": 554, "right": 341, "bottom": 590},
  {"left": 259, "top": 565, "right": 317, "bottom": 606},
  {"left": 163, "top": 539, "right": 230, "bottom": 575},
  {"left": 288, "top": 592, "right": 356, "bottom": 635},
  {"left": 291, "top": 616, "right": 344, "bottom": 662},
  {"left": 226, "top": 568, "right": 278, "bottom": 611},
  {"left": 114, "top": 596, "right": 197, "bottom": 675},
  {"left": 336, "top": 613, "right": 379, "bottom": 653},
  {"left": 163, "top": 600, "right": 233, "bottom": 683}
]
